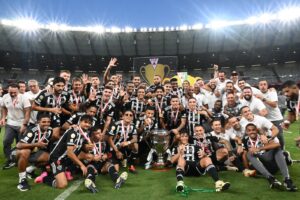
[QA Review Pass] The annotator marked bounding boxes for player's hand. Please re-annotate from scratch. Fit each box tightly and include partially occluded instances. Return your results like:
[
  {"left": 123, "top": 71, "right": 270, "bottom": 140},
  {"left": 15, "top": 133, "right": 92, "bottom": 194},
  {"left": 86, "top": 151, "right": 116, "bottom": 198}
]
[
  {"left": 108, "top": 57, "right": 118, "bottom": 68},
  {"left": 102, "top": 154, "right": 108, "bottom": 161},
  {"left": 144, "top": 118, "right": 152, "bottom": 126},
  {"left": 237, "top": 146, "right": 243, "bottom": 155},
  {"left": 260, "top": 135, "right": 268, "bottom": 144},
  {"left": 81, "top": 74, "right": 90, "bottom": 85},
  {"left": 282, "top": 120, "right": 290, "bottom": 130},
  {"left": 249, "top": 147, "right": 259, "bottom": 155},
  {"left": 93, "top": 155, "right": 101, "bottom": 162},
  {"left": 85, "top": 143, "right": 94, "bottom": 151},
  {"left": 19, "top": 125, "right": 27, "bottom": 134},
  {"left": 116, "top": 151, "right": 123, "bottom": 159},
  {"left": 51, "top": 107, "right": 62, "bottom": 115},
  {"left": 0, "top": 118, "right": 6, "bottom": 126},
  {"left": 254, "top": 94, "right": 263, "bottom": 100},
  {"left": 36, "top": 141, "right": 48, "bottom": 149},
  {"left": 213, "top": 64, "right": 218, "bottom": 71},
  {"left": 80, "top": 165, "right": 87, "bottom": 176}
]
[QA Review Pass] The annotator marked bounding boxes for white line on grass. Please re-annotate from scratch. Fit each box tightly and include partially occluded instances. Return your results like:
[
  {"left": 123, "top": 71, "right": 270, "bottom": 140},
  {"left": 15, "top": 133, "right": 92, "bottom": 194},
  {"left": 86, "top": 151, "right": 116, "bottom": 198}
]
[{"left": 54, "top": 180, "right": 83, "bottom": 200}]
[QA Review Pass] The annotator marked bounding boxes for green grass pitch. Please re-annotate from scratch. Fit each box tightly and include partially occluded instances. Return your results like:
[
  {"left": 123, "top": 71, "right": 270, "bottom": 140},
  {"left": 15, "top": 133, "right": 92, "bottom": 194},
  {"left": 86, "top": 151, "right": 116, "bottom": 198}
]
[{"left": 0, "top": 122, "right": 299, "bottom": 200}]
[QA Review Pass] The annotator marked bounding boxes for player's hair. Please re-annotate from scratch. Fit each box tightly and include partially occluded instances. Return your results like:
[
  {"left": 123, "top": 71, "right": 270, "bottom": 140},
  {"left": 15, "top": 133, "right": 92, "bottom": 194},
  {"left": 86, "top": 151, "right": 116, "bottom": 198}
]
[
  {"left": 79, "top": 114, "right": 93, "bottom": 124},
  {"left": 9, "top": 83, "right": 19, "bottom": 89},
  {"left": 245, "top": 123, "right": 257, "bottom": 130},
  {"left": 154, "top": 85, "right": 164, "bottom": 92},
  {"left": 52, "top": 77, "right": 66, "bottom": 85},
  {"left": 37, "top": 112, "right": 51, "bottom": 121},
  {"left": 170, "top": 78, "right": 178, "bottom": 82},
  {"left": 281, "top": 80, "right": 297, "bottom": 89}
]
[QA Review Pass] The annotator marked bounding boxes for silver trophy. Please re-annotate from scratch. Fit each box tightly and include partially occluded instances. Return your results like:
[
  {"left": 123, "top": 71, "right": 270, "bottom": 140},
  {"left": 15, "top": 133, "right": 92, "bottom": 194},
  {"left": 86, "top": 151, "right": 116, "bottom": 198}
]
[{"left": 151, "top": 129, "right": 169, "bottom": 168}]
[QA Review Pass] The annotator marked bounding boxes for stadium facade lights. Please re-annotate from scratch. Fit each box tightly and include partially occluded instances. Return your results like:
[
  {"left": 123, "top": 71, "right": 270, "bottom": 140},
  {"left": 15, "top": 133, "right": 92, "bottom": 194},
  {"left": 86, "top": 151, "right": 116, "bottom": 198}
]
[
  {"left": 2, "top": 18, "right": 42, "bottom": 32},
  {"left": 1, "top": 6, "right": 300, "bottom": 33},
  {"left": 192, "top": 23, "right": 203, "bottom": 30},
  {"left": 124, "top": 26, "right": 133, "bottom": 33},
  {"left": 179, "top": 25, "right": 188, "bottom": 31},
  {"left": 277, "top": 7, "right": 300, "bottom": 22}
]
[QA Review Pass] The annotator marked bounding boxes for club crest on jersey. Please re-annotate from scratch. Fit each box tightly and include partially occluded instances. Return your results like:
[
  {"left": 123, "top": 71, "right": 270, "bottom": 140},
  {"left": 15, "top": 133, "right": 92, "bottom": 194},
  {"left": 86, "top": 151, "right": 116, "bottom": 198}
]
[{"left": 71, "top": 133, "right": 76, "bottom": 138}]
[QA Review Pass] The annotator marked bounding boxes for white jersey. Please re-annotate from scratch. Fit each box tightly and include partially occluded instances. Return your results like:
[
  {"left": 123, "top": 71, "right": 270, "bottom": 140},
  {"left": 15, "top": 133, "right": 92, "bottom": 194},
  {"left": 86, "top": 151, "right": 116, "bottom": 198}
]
[
  {"left": 1, "top": 93, "right": 31, "bottom": 126},
  {"left": 261, "top": 90, "right": 283, "bottom": 121},
  {"left": 240, "top": 96, "right": 266, "bottom": 116},
  {"left": 24, "top": 90, "right": 42, "bottom": 124},
  {"left": 240, "top": 114, "right": 274, "bottom": 136}
]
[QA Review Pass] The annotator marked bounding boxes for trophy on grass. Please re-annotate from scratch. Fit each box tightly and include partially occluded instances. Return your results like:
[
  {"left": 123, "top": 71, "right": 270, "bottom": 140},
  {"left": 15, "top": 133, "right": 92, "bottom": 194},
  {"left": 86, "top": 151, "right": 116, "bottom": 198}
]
[{"left": 151, "top": 129, "right": 170, "bottom": 168}]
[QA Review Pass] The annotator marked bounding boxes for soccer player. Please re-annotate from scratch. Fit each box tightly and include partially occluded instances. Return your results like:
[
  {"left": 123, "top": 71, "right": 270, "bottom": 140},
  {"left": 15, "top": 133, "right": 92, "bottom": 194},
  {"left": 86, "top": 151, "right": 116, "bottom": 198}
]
[
  {"left": 281, "top": 80, "right": 300, "bottom": 146},
  {"left": 124, "top": 87, "right": 147, "bottom": 119},
  {"left": 171, "top": 131, "right": 230, "bottom": 192},
  {"left": 42, "top": 115, "right": 93, "bottom": 189},
  {"left": 24, "top": 80, "right": 42, "bottom": 126},
  {"left": 16, "top": 113, "right": 53, "bottom": 191},
  {"left": 243, "top": 123, "right": 297, "bottom": 191},
  {"left": 84, "top": 126, "right": 128, "bottom": 193},
  {"left": 32, "top": 77, "right": 69, "bottom": 140},
  {"left": 108, "top": 110, "right": 138, "bottom": 173}
]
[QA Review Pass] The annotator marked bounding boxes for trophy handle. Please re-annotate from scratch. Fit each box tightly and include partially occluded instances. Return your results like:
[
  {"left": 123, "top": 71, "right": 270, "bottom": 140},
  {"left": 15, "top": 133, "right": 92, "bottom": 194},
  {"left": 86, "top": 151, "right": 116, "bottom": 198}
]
[
  {"left": 164, "top": 65, "right": 171, "bottom": 78},
  {"left": 140, "top": 66, "right": 150, "bottom": 85}
]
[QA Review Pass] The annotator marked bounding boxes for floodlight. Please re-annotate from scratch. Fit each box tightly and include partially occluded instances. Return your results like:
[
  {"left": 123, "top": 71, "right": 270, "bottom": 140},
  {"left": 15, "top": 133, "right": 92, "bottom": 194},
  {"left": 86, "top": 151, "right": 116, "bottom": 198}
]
[
  {"left": 125, "top": 26, "right": 133, "bottom": 33},
  {"left": 179, "top": 25, "right": 188, "bottom": 31},
  {"left": 192, "top": 23, "right": 203, "bottom": 30},
  {"left": 111, "top": 26, "right": 121, "bottom": 33},
  {"left": 12, "top": 18, "right": 41, "bottom": 31},
  {"left": 277, "top": 7, "right": 300, "bottom": 22}
]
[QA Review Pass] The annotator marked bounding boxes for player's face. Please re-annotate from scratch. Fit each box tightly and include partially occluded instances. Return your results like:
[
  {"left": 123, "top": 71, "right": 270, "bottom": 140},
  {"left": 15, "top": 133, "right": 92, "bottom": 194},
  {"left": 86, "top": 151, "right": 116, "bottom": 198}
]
[
  {"left": 72, "top": 81, "right": 82, "bottom": 92},
  {"left": 183, "top": 81, "right": 190, "bottom": 90},
  {"left": 188, "top": 99, "right": 197, "bottom": 110},
  {"left": 126, "top": 84, "right": 134, "bottom": 93},
  {"left": 53, "top": 82, "right": 65, "bottom": 94},
  {"left": 282, "top": 86, "right": 298, "bottom": 100},
  {"left": 238, "top": 81, "right": 245, "bottom": 89},
  {"left": 92, "top": 129, "right": 104, "bottom": 142},
  {"left": 171, "top": 98, "right": 180, "bottom": 109},
  {"left": 111, "top": 75, "right": 118, "bottom": 83},
  {"left": 214, "top": 101, "right": 222, "bottom": 111},
  {"left": 137, "top": 89, "right": 145, "bottom": 99},
  {"left": 196, "top": 80, "right": 204, "bottom": 87},
  {"left": 153, "top": 76, "right": 161, "bottom": 85},
  {"left": 212, "top": 121, "right": 222, "bottom": 133},
  {"left": 164, "top": 84, "right": 172, "bottom": 93},
  {"left": 226, "top": 83, "right": 234, "bottom": 91},
  {"left": 79, "top": 120, "right": 92, "bottom": 131},
  {"left": 145, "top": 110, "right": 155, "bottom": 118},
  {"left": 194, "top": 84, "right": 200, "bottom": 93},
  {"left": 39, "top": 117, "right": 51, "bottom": 131},
  {"left": 229, "top": 117, "right": 241, "bottom": 130},
  {"left": 171, "top": 81, "right": 178, "bottom": 89},
  {"left": 209, "top": 80, "right": 216, "bottom": 89},
  {"left": 155, "top": 89, "right": 164, "bottom": 98},
  {"left": 28, "top": 82, "right": 39, "bottom": 93},
  {"left": 241, "top": 107, "right": 253, "bottom": 119},
  {"left": 218, "top": 72, "right": 226, "bottom": 82},
  {"left": 86, "top": 107, "right": 97, "bottom": 117},
  {"left": 194, "top": 126, "right": 205, "bottom": 139},
  {"left": 91, "top": 77, "right": 100, "bottom": 86},
  {"left": 60, "top": 72, "right": 71, "bottom": 82},
  {"left": 18, "top": 83, "right": 26, "bottom": 93},
  {"left": 8, "top": 87, "right": 18, "bottom": 98},
  {"left": 243, "top": 89, "right": 253, "bottom": 101},
  {"left": 103, "top": 89, "right": 112, "bottom": 100},
  {"left": 226, "top": 94, "right": 235, "bottom": 105},
  {"left": 123, "top": 111, "right": 134, "bottom": 123},
  {"left": 133, "top": 77, "right": 141, "bottom": 86},
  {"left": 180, "top": 134, "right": 189, "bottom": 144},
  {"left": 258, "top": 81, "right": 268, "bottom": 93},
  {"left": 246, "top": 125, "right": 258, "bottom": 139}
]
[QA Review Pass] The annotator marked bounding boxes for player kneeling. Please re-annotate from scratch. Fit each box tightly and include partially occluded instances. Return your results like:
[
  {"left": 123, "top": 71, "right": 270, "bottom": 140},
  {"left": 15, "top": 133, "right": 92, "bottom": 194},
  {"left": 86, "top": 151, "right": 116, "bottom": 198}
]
[
  {"left": 84, "top": 126, "right": 128, "bottom": 193},
  {"left": 171, "top": 132, "right": 230, "bottom": 192},
  {"left": 16, "top": 113, "right": 53, "bottom": 191}
]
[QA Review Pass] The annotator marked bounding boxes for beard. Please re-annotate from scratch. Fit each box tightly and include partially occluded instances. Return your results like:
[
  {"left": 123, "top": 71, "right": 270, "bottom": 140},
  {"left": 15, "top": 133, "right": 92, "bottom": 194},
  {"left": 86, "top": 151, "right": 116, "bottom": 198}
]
[{"left": 244, "top": 95, "right": 252, "bottom": 101}]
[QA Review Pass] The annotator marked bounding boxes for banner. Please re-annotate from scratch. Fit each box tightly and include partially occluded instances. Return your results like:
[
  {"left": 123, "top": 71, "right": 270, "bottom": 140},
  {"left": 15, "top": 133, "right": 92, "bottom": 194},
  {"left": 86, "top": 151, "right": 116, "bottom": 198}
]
[{"left": 133, "top": 56, "right": 177, "bottom": 85}]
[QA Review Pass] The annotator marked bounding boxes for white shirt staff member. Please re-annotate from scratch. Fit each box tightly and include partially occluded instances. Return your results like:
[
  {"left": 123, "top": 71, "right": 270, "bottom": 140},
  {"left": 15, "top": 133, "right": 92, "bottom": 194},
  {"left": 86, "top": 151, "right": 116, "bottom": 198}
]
[{"left": 0, "top": 83, "right": 31, "bottom": 169}]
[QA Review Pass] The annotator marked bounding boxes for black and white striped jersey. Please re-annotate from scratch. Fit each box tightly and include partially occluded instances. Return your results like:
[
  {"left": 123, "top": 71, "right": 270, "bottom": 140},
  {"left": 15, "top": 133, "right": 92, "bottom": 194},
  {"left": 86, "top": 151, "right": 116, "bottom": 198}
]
[
  {"left": 163, "top": 106, "right": 186, "bottom": 129},
  {"left": 172, "top": 144, "right": 200, "bottom": 162},
  {"left": 66, "top": 112, "right": 98, "bottom": 127},
  {"left": 68, "top": 91, "right": 86, "bottom": 108},
  {"left": 20, "top": 125, "right": 53, "bottom": 149},
  {"left": 185, "top": 109, "right": 206, "bottom": 136},
  {"left": 125, "top": 97, "right": 146, "bottom": 119},
  {"left": 108, "top": 120, "right": 137, "bottom": 145},
  {"left": 49, "top": 127, "right": 89, "bottom": 161},
  {"left": 35, "top": 90, "right": 69, "bottom": 109}
]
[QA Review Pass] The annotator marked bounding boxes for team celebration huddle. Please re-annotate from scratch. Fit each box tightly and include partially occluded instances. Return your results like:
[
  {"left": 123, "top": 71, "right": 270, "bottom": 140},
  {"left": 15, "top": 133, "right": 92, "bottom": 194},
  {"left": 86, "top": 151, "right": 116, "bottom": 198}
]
[{"left": 0, "top": 58, "right": 299, "bottom": 194}]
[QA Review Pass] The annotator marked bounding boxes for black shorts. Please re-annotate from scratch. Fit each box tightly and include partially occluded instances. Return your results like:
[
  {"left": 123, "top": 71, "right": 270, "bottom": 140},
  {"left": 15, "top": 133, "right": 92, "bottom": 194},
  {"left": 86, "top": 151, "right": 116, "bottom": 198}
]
[
  {"left": 88, "top": 161, "right": 107, "bottom": 172},
  {"left": 184, "top": 161, "right": 206, "bottom": 176},
  {"left": 28, "top": 150, "right": 48, "bottom": 163},
  {"left": 111, "top": 147, "right": 132, "bottom": 164}
]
